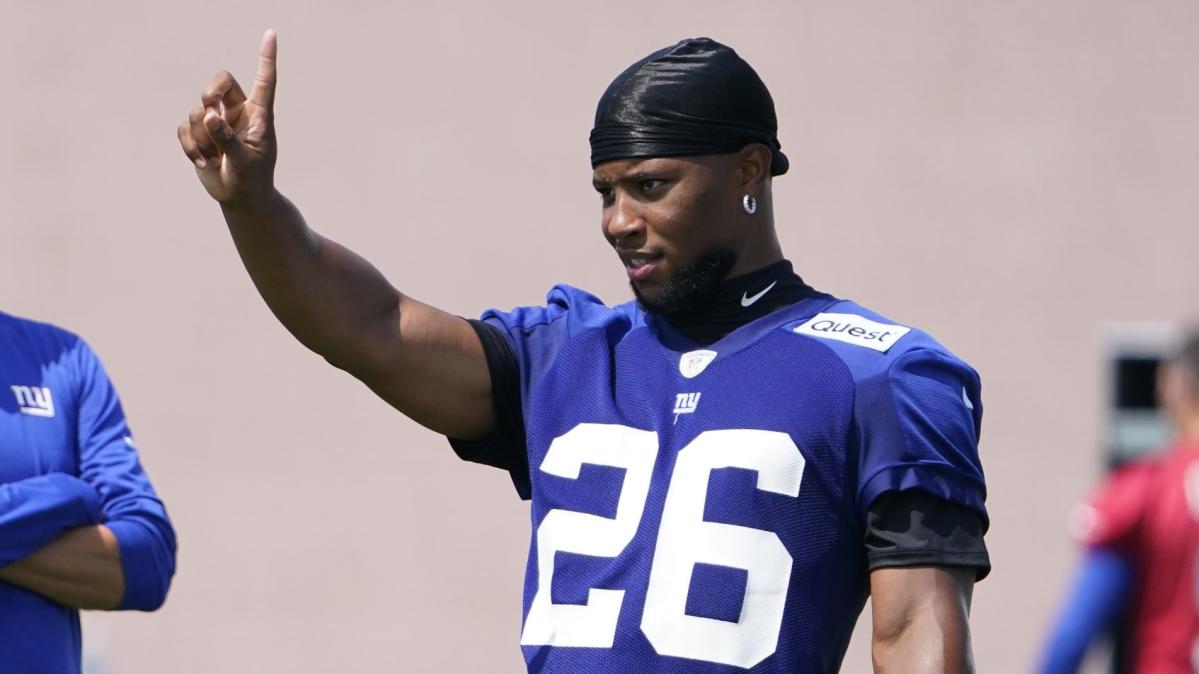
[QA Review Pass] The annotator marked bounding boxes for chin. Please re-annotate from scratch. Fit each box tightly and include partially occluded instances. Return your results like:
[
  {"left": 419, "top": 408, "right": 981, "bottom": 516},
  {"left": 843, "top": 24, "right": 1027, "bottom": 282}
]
[
  {"left": 630, "top": 277, "right": 664, "bottom": 297},
  {"left": 630, "top": 282, "right": 664, "bottom": 314},
  {"left": 632, "top": 247, "right": 738, "bottom": 318}
]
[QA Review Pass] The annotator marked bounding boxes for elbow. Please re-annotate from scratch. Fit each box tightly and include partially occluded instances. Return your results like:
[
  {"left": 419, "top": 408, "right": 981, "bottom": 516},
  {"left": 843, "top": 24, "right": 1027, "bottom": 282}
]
[
  {"left": 321, "top": 326, "right": 405, "bottom": 384},
  {"left": 91, "top": 580, "right": 127, "bottom": 612},
  {"left": 313, "top": 297, "right": 404, "bottom": 376},
  {"left": 117, "top": 554, "right": 175, "bottom": 612},
  {"left": 110, "top": 518, "right": 178, "bottom": 612},
  {"left": 321, "top": 348, "right": 364, "bottom": 375},
  {"left": 129, "top": 582, "right": 172, "bottom": 612}
]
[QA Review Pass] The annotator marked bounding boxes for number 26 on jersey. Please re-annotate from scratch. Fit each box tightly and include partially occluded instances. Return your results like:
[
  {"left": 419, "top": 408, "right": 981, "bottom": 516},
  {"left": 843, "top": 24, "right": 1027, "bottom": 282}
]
[{"left": 520, "top": 423, "right": 806, "bottom": 669}]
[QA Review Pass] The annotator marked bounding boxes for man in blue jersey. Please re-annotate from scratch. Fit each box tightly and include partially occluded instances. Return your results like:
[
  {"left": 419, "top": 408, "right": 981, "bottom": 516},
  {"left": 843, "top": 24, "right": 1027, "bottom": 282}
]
[
  {"left": 0, "top": 314, "right": 177, "bottom": 673},
  {"left": 179, "top": 31, "right": 988, "bottom": 672}
]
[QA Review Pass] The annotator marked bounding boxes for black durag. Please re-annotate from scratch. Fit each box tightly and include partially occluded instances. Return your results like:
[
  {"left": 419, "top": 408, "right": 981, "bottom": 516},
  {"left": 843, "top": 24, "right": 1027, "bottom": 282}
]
[{"left": 589, "top": 37, "right": 788, "bottom": 175}]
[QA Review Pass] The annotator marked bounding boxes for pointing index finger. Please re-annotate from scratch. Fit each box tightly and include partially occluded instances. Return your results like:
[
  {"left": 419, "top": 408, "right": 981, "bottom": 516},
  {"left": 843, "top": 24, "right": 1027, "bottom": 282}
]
[{"left": 250, "top": 29, "right": 278, "bottom": 111}]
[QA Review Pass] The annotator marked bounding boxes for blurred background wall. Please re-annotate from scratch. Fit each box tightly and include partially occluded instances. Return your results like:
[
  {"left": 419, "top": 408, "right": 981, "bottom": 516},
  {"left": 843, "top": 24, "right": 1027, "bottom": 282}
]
[{"left": 2, "top": 1, "right": 1198, "bottom": 671}]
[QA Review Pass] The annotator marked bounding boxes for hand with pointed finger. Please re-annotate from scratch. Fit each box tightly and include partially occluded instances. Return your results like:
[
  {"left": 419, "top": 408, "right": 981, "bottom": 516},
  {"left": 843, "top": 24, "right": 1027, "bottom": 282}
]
[{"left": 178, "top": 30, "right": 279, "bottom": 207}]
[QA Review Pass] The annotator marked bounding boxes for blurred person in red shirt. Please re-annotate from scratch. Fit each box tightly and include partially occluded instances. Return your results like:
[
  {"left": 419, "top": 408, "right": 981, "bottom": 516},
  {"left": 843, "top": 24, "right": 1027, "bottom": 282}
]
[{"left": 1041, "top": 331, "right": 1199, "bottom": 673}]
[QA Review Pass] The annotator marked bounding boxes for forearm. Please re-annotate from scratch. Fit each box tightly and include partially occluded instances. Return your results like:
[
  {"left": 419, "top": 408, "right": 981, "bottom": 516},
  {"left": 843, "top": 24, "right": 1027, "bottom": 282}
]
[
  {"left": 0, "top": 525, "right": 123, "bottom": 610},
  {"left": 222, "top": 190, "right": 402, "bottom": 371},
  {"left": 182, "top": 37, "right": 495, "bottom": 439},
  {"left": 0, "top": 473, "right": 102, "bottom": 566},
  {"left": 221, "top": 191, "right": 496, "bottom": 437}
]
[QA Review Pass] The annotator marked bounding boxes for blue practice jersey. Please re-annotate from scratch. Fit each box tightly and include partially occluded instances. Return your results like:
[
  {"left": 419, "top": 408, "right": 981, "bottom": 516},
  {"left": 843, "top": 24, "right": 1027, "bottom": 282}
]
[
  {"left": 479, "top": 286, "right": 986, "bottom": 673},
  {"left": 0, "top": 313, "right": 176, "bottom": 674}
]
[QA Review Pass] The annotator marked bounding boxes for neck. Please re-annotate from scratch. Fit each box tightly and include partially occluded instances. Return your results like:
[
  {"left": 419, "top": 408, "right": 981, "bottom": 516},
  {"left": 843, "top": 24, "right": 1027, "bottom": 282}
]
[
  {"left": 727, "top": 223, "right": 783, "bottom": 278},
  {"left": 658, "top": 259, "right": 816, "bottom": 345}
]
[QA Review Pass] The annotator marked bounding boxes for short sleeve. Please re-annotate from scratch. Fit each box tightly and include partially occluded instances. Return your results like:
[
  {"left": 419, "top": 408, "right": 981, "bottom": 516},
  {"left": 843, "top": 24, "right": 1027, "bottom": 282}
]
[
  {"left": 446, "top": 287, "right": 596, "bottom": 500},
  {"left": 478, "top": 288, "right": 579, "bottom": 380},
  {"left": 864, "top": 489, "right": 991, "bottom": 579},
  {"left": 447, "top": 319, "right": 530, "bottom": 499},
  {"left": 1069, "top": 463, "right": 1155, "bottom": 552},
  {"left": 855, "top": 348, "right": 987, "bottom": 524}
]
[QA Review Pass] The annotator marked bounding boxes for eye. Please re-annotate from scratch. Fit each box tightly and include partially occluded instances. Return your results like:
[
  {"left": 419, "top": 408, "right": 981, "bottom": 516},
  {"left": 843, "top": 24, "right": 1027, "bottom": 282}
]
[
  {"left": 596, "top": 186, "right": 614, "bottom": 205},
  {"left": 640, "top": 179, "right": 666, "bottom": 193}
]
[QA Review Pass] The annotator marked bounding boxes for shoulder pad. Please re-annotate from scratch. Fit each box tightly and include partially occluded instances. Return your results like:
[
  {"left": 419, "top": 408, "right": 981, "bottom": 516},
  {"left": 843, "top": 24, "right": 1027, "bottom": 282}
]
[{"left": 786, "top": 301, "right": 970, "bottom": 381}]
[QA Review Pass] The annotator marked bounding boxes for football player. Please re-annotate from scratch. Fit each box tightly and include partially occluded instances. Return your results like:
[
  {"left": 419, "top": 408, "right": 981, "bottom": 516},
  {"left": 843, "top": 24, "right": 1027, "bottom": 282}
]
[
  {"left": 0, "top": 313, "right": 177, "bottom": 674},
  {"left": 178, "top": 31, "right": 988, "bottom": 673},
  {"left": 1040, "top": 332, "right": 1199, "bottom": 673}
]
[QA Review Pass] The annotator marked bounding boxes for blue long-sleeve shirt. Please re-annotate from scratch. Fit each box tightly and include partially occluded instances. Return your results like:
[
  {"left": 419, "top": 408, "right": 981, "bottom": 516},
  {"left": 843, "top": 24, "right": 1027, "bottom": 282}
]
[
  {"left": 0, "top": 312, "right": 177, "bottom": 674},
  {"left": 1038, "top": 548, "right": 1132, "bottom": 674}
]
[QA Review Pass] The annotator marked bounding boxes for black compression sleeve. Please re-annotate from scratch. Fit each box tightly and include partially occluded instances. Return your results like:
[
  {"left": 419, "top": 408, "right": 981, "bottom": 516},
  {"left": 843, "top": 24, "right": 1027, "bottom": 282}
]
[
  {"left": 864, "top": 490, "right": 991, "bottom": 580},
  {"left": 445, "top": 319, "right": 531, "bottom": 499}
]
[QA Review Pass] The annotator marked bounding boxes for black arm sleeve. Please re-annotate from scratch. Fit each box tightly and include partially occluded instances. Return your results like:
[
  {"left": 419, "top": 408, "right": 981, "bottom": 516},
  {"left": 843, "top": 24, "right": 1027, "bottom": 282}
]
[
  {"left": 864, "top": 489, "right": 991, "bottom": 581},
  {"left": 445, "top": 319, "right": 531, "bottom": 499}
]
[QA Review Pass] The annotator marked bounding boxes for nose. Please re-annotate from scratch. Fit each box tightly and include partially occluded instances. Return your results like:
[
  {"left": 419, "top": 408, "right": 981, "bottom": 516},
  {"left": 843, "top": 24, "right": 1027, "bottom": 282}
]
[{"left": 604, "top": 192, "right": 645, "bottom": 246}]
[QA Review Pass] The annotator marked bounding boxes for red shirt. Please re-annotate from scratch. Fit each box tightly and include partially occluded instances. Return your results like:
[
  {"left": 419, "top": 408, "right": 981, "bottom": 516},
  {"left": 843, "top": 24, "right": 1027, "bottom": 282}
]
[{"left": 1076, "top": 441, "right": 1199, "bottom": 674}]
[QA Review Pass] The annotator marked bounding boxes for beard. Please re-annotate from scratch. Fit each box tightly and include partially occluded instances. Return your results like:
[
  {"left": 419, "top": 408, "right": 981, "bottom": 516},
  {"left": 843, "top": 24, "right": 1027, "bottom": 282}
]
[{"left": 632, "top": 247, "right": 737, "bottom": 319}]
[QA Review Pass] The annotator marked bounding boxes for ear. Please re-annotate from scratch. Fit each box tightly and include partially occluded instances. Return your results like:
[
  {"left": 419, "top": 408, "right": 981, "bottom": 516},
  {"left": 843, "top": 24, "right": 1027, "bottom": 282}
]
[{"left": 735, "top": 143, "right": 773, "bottom": 193}]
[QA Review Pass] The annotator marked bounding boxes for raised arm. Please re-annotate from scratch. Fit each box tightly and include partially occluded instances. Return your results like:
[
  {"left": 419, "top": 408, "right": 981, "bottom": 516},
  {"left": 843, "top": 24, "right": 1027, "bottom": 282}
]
[
  {"left": 870, "top": 566, "right": 976, "bottom": 674},
  {"left": 176, "top": 31, "right": 493, "bottom": 440}
]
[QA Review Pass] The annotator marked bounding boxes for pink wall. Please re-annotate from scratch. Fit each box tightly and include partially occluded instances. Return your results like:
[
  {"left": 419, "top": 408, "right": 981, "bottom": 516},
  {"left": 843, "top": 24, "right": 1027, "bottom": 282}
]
[{"left": 3, "top": 2, "right": 1198, "bottom": 671}]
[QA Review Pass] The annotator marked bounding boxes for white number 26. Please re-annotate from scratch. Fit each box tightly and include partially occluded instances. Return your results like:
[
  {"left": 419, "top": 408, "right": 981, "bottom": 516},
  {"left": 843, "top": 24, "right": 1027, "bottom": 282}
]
[{"left": 519, "top": 424, "right": 806, "bottom": 669}]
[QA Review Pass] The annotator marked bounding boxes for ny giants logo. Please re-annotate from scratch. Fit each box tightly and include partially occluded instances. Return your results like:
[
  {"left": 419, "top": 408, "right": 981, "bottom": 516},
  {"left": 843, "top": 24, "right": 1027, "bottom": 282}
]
[
  {"left": 672, "top": 392, "right": 701, "bottom": 424},
  {"left": 11, "top": 385, "right": 55, "bottom": 417}
]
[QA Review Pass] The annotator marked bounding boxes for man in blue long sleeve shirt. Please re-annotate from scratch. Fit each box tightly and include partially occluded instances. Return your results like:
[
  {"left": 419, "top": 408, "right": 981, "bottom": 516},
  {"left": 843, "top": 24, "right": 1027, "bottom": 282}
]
[{"left": 0, "top": 311, "right": 177, "bottom": 673}]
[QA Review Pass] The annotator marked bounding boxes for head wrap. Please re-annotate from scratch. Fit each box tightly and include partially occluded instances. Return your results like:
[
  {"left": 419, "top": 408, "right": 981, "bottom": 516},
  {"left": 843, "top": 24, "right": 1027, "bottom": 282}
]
[{"left": 589, "top": 37, "right": 788, "bottom": 175}]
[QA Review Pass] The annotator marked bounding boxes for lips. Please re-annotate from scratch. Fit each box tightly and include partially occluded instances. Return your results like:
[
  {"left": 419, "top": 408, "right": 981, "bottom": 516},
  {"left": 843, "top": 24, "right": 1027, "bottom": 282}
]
[{"left": 619, "top": 250, "right": 664, "bottom": 282}]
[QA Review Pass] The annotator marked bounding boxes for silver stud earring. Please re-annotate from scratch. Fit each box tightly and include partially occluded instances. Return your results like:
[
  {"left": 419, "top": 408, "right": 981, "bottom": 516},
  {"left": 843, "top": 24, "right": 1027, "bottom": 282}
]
[{"left": 742, "top": 194, "right": 758, "bottom": 215}]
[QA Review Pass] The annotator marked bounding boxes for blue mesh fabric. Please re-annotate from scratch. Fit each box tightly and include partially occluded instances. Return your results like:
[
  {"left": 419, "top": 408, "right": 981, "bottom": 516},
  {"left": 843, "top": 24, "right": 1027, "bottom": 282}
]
[{"left": 479, "top": 286, "right": 985, "bottom": 673}]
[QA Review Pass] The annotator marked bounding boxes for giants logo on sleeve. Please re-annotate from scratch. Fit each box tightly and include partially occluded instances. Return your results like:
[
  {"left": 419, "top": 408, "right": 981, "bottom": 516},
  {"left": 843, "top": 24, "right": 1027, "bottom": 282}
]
[{"left": 793, "top": 313, "right": 911, "bottom": 353}]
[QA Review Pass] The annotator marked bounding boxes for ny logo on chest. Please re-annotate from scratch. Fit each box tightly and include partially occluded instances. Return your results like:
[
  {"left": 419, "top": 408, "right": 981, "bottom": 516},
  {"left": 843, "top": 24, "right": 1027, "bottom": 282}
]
[
  {"left": 672, "top": 392, "right": 701, "bottom": 424},
  {"left": 11, "top": 385, "right": 55, "bottom": 418},
  {"left": 671, "top": 349, "right": 715, "bottom": 424}
]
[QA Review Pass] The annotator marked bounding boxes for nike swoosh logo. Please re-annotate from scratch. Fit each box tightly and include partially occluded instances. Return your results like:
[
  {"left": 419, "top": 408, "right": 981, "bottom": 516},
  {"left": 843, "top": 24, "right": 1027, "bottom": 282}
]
[{"left": 741, "top": 281, "right": 778, "bottom": 307}]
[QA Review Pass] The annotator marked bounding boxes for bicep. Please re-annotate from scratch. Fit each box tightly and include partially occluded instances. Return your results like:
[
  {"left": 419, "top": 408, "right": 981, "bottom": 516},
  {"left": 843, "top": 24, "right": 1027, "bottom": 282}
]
[
  {"left": 871, "top": 565, "right": 974, "bottom": 630},
  {"left": 870, "top": 566, "right": 975, "bottom": 673},
  {"left": 351, "top": 295, "right": 495, "bottom": 440}
]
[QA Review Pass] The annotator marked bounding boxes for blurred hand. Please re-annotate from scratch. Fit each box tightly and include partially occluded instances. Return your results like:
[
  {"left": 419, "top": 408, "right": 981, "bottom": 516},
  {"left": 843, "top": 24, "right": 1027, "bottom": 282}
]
[{"left": 178, "top": 30, "right": 278, "bottom": 206}]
